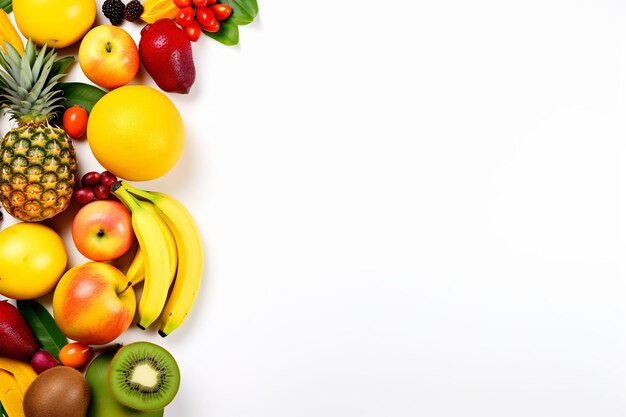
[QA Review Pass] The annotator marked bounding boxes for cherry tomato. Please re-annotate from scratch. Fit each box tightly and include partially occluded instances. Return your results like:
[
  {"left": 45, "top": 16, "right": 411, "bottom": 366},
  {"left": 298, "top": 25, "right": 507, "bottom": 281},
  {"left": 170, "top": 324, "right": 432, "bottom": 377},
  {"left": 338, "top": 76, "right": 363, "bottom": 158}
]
[
  {"left": 173, "top": 0, "right": 192, "bottom": 8},
  {"left": 193, "top": 0, "right": 208, "bottom": 6},
  {"left": 59, "top": 343, "right": 92, "bottom": 368},
  {"left": 176, "top": 7, "right": 195, "bottom": 27},
  {"left": 196, "top": 7, "right": 219, "bottom": 31},
  {"left": 210, "top": 4, "right": 232, "bottom": 21},
  {"left": 185, "top": 20, "right": 202, "bottom": 42},
  {"left": 62, "top": 105, "right": 88, "bottom": 139}
]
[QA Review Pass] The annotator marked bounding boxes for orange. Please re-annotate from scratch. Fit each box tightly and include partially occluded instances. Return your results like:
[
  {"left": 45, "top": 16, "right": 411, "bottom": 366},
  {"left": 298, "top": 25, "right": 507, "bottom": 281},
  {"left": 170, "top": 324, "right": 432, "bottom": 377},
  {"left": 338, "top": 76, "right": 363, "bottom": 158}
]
[{"left": 87, "top": 85, "right": 185, "bottom": 181}]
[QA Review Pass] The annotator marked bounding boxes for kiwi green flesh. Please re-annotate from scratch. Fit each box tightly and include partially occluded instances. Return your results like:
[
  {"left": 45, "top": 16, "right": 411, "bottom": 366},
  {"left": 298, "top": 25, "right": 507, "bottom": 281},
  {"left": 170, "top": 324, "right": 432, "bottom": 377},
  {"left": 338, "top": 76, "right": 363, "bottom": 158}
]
[
  {"left": 108, "top": 341, "right": 180, "bottom": 412},
  {"left": 86, "top": 349, "right": 163, "bottom": 417}
]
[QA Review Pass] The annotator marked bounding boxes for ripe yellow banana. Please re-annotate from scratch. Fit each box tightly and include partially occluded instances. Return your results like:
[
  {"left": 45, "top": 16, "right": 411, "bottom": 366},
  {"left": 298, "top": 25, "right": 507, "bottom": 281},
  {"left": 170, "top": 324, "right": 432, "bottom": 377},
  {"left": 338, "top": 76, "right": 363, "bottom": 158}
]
[
  {"left": 125, "top": 244, "right": 145, "bottom": 287},
  {"left": 0, "top": 10, "right": 23, "bottom": 55},
  {"left": 123, "top": 181, "right": 204, "bottom": 337},
  {"left": 125, "top": 204, "right": 177, "bottom": 288},
  {"left": 138, "top": 199, "right": 177, "bottom": 286},
  {"left": 112, "top": 183, "right": 173, "bottom": 330}
]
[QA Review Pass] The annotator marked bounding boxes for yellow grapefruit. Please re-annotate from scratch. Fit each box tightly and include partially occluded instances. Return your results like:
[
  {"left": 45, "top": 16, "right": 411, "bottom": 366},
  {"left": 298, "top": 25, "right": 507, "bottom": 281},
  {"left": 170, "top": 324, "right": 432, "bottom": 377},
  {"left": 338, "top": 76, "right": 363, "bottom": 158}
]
[
  {"left": 0, "top": 223, "right": 67, "bottom": 299},
  {"left": 87, "top": 85, "right": 185, "bottom": 181},
  {"left": 13, "top": 0, "right": 96, "bottom": 48}
]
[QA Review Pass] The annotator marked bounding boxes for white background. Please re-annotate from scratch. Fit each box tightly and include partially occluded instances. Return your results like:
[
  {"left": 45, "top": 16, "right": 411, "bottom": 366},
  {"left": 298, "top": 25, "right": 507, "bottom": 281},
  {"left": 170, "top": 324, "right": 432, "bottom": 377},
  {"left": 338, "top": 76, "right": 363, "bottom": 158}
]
[{"left": 4, "top": 0, "right": 626, "bottom": 415}]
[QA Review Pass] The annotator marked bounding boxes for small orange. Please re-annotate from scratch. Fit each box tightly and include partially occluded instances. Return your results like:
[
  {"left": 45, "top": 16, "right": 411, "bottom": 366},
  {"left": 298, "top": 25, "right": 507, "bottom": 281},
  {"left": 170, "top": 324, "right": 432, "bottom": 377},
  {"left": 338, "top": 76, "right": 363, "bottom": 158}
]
[{"left": 59, "top": 343, "right": 92, "bottom": 368}]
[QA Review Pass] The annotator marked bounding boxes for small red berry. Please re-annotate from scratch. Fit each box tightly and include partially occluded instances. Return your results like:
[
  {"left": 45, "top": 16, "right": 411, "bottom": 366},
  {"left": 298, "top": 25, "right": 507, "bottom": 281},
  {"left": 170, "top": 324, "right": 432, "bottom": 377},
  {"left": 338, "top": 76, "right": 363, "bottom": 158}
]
[
  {"left": 173, "top": 0, "right": 192, "bottom": 7},
  {"left": 185, "top": 20, "right": 202, "bottom": 42},
  {"left": 210, "top": 4, "right": 232, "bottom": 21},
  {"left": 176, "top": 7, "right": 195, "bottom": 27}
]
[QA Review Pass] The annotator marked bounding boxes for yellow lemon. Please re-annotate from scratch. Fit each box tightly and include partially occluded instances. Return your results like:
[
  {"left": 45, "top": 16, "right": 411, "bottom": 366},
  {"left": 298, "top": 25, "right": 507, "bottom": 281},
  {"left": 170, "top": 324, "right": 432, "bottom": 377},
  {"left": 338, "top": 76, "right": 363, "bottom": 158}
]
[
  {"left": 0, "top": 223, "right": 67, "bottom": 299},
  {"left": 87, "top": 85, "right": 185, "bottom": 181},
  {"left": 13, "top": 0, "right": 96, "bottom": 49}
]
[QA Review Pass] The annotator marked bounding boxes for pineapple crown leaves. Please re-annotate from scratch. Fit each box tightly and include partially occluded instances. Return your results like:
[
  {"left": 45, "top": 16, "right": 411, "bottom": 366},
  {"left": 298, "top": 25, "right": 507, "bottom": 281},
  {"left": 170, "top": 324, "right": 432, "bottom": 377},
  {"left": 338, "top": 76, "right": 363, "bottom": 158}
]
[{"left": 0, "top": 39, "right": 71, "bottom": 125}]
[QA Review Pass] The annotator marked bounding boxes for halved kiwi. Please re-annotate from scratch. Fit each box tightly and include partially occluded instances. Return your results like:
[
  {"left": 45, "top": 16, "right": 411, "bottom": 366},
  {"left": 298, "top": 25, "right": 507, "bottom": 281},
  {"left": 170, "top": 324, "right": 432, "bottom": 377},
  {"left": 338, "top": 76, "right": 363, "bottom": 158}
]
[{"left": 108, "top": 341, "right": 180, "bottom": 411}]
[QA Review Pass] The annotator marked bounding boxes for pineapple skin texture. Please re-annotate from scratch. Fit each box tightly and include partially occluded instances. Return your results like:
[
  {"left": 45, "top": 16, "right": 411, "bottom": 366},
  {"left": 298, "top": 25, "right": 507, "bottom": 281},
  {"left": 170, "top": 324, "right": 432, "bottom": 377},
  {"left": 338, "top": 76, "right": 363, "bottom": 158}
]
[{"left": 0, "top": 125, "right": 77, "bottom": 221}]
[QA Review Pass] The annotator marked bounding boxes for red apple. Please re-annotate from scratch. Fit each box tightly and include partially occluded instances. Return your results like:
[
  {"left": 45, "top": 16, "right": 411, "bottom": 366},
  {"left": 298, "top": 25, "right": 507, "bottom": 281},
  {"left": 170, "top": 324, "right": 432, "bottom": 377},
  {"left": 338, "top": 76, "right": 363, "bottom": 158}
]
[
  {"left": 78, "top": 25, "right": 139, "bottom": 90},
  {"left": 52, "top": 262, "right": 136, "bottom": 345},
  {"left": 72, "top": 199, "right": 134, "bottom": 261}
]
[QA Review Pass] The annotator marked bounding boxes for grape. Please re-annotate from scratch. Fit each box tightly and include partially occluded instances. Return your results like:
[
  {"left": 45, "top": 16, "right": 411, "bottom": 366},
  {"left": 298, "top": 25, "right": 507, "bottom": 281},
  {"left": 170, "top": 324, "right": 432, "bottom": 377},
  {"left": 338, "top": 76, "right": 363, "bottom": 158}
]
[
  {"left": 99, "top": 171, "right": 118, "bottom": 187},
  {"left": 81, "top": 171, "right": 101, "bottom": 187},
  {"left": 73, "top": 187, "right": 95, "bottom": 205},
  {"left": 100, "top": 171, "right": 117, "bottom": 187},
  {"left": 93, "top": 184, "right": 111, "bottom": 200}
]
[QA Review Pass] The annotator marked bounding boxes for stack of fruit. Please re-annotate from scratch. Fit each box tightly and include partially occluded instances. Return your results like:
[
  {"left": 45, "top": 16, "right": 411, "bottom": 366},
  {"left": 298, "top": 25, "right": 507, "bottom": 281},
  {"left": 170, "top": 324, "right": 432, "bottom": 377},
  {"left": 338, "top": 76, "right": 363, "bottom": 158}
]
[{"left": 0, "top": 0, "right": 259, "bottom": 415}]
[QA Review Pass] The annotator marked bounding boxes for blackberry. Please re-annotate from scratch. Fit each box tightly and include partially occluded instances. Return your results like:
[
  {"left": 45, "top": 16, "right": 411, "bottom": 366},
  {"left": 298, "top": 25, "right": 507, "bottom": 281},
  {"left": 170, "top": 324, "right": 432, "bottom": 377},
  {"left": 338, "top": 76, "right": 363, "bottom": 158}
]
[
  {"left": 102, "top": 0, "right": 125, "bottom": 25},
  {"left": 124, "top": 0, "right": 144, "bottom": 22}
]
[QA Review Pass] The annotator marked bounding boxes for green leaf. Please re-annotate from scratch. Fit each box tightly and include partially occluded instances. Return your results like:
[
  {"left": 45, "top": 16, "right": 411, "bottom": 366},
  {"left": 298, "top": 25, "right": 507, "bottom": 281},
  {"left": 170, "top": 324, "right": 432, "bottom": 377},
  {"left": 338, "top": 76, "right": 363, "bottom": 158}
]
[
  {"left": 0, "top": 0, "right": 11, "bottom": 14},
  {"left": 0, "top": 402, "right": 7, "bottom": 417},
  {"left": 50, "top": 56, "right": 75, "bottom": 80},
  {"left": 204, "top": 20, "right": 240, "bottom": 46},
  {"left": 57, "top": 82, "right": 106, "bottom": 114},
  {"left": 17, "top": 300, "right": 67, "bottom": 361},
  {"left": 221, "top": 0, "right": 258, "bottom": 26}
]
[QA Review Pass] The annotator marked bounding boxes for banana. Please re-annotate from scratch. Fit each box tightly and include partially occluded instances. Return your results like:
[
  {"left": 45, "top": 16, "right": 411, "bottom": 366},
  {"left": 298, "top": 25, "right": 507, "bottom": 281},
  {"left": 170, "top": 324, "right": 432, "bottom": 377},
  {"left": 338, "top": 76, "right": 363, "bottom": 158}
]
[
  {"left": 125, "top": 203, "right": 177, "bottom": 287},
  {"left": 123, "top": 181, "right": 204, "bottom": 337},
  {"left": 86, "top": 349, "right": 164, "bottom": 417},
  {"left": 111, "top": 183, "right": 174, "bottom": 330},
  {"left": 125, "top": 244, "right": 145, "bottom": 287},
  {"left": 0, "top": 10, "right": 23, "bottom": 55},
  {"left": 138, "top": 200, "right": 177, "bottom": 287}
]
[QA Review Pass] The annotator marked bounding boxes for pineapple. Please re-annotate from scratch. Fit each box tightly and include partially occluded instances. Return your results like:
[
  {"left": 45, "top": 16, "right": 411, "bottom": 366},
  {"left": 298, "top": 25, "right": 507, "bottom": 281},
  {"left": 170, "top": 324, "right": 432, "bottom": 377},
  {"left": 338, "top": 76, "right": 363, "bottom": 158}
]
[{"left": 0, "top": 40, "right": 76, "bottom": 222}]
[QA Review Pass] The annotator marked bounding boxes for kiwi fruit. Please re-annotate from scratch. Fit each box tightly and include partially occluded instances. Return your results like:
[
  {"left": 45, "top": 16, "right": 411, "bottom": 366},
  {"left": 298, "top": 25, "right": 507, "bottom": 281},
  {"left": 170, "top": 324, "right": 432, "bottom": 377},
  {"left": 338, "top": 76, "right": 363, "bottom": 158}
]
[
  {"left": 86, "top": 349, "right": 164, "bottom": 417},
  {"left": 108, "top": 341, "right": 180, "bottom": 411},
  {"left": 23, "top": 366, "right": 90, "bottom": 417}
]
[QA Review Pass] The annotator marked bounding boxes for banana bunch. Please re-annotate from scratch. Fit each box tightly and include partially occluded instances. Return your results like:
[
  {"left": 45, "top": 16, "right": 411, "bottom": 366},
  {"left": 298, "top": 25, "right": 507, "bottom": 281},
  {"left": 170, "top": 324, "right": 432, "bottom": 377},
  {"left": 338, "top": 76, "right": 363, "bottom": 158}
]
[
  {"left": 0, "top": 10, "right": 23, "bottom": 55},
  {"left": 111, "top": 181, "right": 204, "bottom": 337}
]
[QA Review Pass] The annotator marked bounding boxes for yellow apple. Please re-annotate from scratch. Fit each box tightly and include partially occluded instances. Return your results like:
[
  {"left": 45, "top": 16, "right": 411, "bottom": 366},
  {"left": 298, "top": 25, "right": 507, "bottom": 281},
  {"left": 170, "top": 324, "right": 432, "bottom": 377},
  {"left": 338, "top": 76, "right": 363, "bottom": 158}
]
[
  {"left": 52, "top": 262, "right": 136, "bottom": 345},
  {"left": 78, "top": 25, "right": 139, "bottom": 90}
]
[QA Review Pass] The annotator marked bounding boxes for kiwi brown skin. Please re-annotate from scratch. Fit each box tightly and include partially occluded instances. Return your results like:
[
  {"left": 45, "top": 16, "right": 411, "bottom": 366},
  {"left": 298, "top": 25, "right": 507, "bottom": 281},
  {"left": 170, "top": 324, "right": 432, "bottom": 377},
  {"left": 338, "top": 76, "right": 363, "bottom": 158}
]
[
  {"left": 23, "top": 366, "right": 90, "bottom": 417},
  {"left": 108, "top": 341, "right": 180, "bottom": 412}
]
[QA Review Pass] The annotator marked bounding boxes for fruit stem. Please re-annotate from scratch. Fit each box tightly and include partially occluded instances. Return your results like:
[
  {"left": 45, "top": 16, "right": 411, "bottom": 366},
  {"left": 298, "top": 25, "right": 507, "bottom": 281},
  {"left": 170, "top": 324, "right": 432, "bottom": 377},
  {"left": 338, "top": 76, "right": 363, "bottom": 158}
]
[
  {"left": 110, "top": 180, "right": 122, "bottom": 192},
  {"left": 118, "top": 281, "right": 132, "bottom": 296}
]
